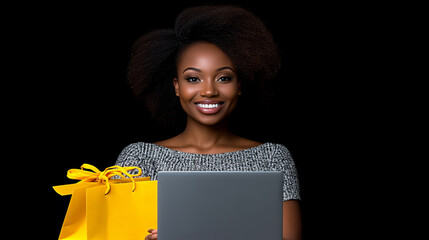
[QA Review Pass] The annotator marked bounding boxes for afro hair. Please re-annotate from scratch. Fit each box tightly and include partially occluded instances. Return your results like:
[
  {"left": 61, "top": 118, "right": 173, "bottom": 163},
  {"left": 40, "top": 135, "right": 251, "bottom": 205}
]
[{"left": 127, "top": 5, "right": 281, "bottom": 132}]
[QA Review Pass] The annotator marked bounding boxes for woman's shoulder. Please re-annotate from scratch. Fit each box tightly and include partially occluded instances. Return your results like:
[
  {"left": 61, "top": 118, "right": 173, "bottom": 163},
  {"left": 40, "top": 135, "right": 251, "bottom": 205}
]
[
  {"left": 226, "top": 135, "right": 290, "bottom": 153},
  {"left": 230, "top": 136, "right": 263, "bottom": 150},
  {"left": 254, "top": 142, "right": 290, "bottom": 152},
  {"left": 116, "top": 141, "right": 180, "bottom": 166},
  {"left": 116, "top": 142, "right": 157, "bottom": 161},
  {"left": 119, "top": 141, "right": 148, "bottom": 153},
  {"left": 120, "top": 141, "right": 170, "bottom": 154},
  {"left": 153, "top": 138, "right": 178, "bottom": 149},
  {"left": 254, "top": 142, "right": 294, "bottom": 162}
]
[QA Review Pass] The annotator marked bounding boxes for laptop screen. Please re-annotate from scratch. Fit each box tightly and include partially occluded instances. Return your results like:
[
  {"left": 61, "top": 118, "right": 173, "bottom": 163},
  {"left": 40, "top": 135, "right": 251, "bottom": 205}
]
[{"left": 157, "top": 171, "right": 283, "bottom": 240}]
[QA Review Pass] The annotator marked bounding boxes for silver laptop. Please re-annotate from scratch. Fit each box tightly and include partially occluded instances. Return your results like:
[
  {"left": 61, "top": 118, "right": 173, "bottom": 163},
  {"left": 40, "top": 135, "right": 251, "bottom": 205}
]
[{"left": 157, "top": 171, "right": 283, "bottom": 240}]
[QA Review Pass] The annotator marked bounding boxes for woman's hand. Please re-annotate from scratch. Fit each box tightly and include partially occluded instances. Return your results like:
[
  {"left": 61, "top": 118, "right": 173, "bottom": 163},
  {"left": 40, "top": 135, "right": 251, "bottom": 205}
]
[{"left": 145, "top": 229, "right": 158, "bottom": 240}]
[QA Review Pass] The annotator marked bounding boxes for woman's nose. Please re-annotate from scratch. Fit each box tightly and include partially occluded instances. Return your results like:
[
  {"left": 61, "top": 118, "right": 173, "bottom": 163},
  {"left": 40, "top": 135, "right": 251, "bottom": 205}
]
[{"left": 200, "top": 80, "right": 219, "bottom": 97}]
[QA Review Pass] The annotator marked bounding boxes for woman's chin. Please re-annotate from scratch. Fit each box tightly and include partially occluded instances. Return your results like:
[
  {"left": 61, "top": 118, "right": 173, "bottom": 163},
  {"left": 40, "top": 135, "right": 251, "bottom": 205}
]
[{"left": 193, "top": 116, "right": 225, "bottom": 126}]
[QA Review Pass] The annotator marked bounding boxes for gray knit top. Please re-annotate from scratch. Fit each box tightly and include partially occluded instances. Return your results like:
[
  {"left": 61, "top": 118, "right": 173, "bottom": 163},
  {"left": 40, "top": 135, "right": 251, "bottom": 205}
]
[{"left": 115, "top": 142, "right": 300, "bottom": 201}]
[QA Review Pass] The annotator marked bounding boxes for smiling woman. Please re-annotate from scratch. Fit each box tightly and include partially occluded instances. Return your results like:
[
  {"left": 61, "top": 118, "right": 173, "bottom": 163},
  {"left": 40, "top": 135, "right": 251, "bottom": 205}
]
[
  {"left": 116, "top": 5, "right": 302, "bottom": 240},
  {"left": 173, "top": 42, "right": 240, "bottom": 126},
  {"left": 127, "top": 5, "right": 281, "bottom": 135}
]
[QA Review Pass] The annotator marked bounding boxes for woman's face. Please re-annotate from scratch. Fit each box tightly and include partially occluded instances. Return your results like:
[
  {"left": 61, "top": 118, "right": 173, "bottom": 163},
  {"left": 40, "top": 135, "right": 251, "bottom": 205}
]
[{"left": 174, "top": 42, "right": 240, "bottom": 126}]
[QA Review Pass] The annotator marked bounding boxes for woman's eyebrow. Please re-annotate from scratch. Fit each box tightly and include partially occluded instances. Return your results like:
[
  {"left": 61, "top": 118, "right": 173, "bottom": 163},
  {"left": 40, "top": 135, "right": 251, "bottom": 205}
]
[
  {"left": 183, "top": 66, "right": 235, "bottom": 73},
  {"left": 216, "top": 66, "right": 235, "bottom": 72},
  {"left": 183, "top": 67, "right": 201, "bottom": 73}
]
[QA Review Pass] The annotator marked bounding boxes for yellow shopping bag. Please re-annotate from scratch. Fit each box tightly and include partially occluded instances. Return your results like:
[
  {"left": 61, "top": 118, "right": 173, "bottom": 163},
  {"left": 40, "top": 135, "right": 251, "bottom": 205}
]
[{"left": 53, "top": 164, "right": 157, "bottom": 240}]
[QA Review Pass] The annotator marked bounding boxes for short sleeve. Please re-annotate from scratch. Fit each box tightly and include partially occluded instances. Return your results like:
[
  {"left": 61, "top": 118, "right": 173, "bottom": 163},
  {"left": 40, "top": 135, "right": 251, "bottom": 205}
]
[{"left": 273, "top": 144, "right": 301, "bottom": 201}]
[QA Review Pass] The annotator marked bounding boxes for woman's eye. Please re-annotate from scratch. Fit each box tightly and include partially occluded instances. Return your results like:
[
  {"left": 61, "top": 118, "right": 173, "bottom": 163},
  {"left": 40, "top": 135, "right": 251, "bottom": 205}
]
[
  {"left": 186, "top": 77, "right": 200, "bottom": 82},
  {"left": 217, "top": 76, "right": 232, "bottom": 82}
]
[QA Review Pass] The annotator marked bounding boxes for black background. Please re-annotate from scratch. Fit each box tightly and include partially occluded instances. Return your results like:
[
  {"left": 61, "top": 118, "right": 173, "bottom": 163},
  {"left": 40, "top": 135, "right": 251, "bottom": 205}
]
[{"left": 8, "top": 1, "right": 405, "bottom": 239}]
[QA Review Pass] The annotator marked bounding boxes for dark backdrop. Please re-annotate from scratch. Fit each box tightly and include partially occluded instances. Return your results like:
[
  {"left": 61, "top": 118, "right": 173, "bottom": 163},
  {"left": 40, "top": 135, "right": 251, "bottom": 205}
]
[{"left": 11, "top": 1, "right": 392, "bottom": 239}]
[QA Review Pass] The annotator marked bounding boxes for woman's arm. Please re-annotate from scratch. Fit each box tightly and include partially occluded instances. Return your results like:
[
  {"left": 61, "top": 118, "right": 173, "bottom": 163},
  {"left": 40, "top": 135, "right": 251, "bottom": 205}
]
[{"left": 283, "top": 200, "right": 302, "bottom": 240}]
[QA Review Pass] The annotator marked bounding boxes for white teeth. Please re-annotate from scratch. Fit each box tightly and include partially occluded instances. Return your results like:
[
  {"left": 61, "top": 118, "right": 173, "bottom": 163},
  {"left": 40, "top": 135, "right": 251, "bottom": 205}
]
[{"left": 197, "top": 103, "right": 221, "bottom": 109}]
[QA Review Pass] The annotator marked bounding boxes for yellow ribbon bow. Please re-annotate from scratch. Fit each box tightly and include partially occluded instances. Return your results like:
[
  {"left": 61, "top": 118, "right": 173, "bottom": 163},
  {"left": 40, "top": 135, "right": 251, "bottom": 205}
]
[{"left": 67, "top": 164, "right": 142, "bottom": 195}]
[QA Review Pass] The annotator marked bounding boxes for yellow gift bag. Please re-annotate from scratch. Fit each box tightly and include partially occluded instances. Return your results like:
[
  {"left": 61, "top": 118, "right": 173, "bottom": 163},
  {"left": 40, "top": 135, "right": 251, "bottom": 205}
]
[{"left": 53, "top": 164, "right": 157, "bottom": 240}]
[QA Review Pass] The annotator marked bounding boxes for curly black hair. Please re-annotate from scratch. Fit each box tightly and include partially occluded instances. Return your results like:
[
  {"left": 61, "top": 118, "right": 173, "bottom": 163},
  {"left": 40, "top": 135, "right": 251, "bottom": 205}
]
[{"left": 127, "top": 5, "right": 281, "bottom": 134}]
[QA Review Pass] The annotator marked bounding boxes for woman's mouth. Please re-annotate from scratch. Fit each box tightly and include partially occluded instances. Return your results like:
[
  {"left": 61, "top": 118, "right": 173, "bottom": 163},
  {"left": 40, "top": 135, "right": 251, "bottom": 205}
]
[{"left": 194, "top": 101, "right": 224, "bottom": 114}]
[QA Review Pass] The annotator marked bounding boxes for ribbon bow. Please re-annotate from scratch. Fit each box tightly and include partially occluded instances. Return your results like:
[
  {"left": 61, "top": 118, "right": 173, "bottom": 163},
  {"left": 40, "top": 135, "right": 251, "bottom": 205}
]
[{"left": 67, "top": 163, "right": 142, "bottom": 195}]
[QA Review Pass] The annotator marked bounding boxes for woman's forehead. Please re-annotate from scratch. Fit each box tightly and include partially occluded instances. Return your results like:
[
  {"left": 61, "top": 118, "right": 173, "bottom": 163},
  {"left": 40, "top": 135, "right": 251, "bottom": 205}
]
[{"left": 177, "top": 42, "right": 235, "bottom": 72}]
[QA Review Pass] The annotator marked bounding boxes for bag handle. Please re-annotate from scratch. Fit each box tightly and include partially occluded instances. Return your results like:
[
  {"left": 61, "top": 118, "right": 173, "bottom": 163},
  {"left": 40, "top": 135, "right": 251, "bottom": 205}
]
[{"left": 67, "top": 164, "right": 142, "bottom": 194}]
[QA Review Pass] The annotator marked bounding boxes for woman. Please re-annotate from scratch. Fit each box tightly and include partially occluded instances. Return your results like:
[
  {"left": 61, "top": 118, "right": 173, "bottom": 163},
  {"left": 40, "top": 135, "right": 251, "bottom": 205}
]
[{"left": 115, "top": 5, "right": 302, "bottom": 240}]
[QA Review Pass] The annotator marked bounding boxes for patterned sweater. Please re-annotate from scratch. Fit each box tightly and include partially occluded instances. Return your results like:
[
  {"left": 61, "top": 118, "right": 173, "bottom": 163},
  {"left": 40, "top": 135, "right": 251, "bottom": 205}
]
[{"left": 115, "top": 142, "right": 300, "bottom": 201}]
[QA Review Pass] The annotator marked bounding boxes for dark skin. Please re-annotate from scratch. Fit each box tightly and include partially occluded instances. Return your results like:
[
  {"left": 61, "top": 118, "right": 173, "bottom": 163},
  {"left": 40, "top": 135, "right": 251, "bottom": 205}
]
[{"left": 146, "top": 42, "right": 302, "bottom": 240}]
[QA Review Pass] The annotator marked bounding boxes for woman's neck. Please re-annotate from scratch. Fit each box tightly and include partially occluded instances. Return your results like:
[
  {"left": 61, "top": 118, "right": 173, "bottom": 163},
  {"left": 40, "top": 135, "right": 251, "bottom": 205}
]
[
  {"left": 155, "top": 116, "right": 261, "bottom": 154},
  {"left": 179, "top": 117, "right": 233, "bottom": 149}
]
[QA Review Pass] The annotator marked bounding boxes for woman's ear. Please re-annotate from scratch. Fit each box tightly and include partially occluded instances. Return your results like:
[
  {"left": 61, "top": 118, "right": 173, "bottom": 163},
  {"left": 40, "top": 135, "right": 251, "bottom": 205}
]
[{"left": 173, "top": 77, "right": 179, "bottom": 96}]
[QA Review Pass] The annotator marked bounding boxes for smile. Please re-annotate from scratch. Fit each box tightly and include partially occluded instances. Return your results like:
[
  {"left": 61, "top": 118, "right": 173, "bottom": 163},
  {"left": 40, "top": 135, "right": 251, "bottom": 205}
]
[
  {"left": 196, "top": 103, "right": 222, "bottom": 109},
  {"left": 194, "top": 101, "right": 224, "bottom": 114}
]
